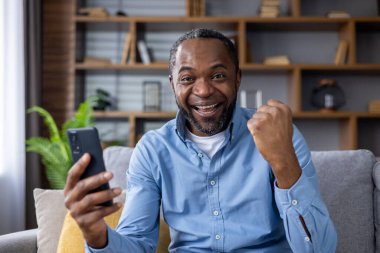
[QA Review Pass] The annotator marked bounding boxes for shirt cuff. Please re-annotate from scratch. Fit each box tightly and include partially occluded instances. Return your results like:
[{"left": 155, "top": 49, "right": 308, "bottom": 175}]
[
  {"left": 274, "top": 165, "right": 318, "bottom": 216},
  {"left": 85, "top": 226, "right": 115, "bottom": 253}
]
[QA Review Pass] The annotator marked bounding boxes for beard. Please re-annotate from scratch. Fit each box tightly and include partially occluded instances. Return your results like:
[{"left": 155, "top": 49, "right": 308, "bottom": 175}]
[{"left": 177, "top": 96, "right": 237, "bottom": 136}]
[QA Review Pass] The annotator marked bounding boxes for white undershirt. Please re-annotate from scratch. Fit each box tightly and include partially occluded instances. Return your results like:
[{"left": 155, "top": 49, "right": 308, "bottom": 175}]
[{"left": 186, "top": 129, "right": 226, "bottom": 159}]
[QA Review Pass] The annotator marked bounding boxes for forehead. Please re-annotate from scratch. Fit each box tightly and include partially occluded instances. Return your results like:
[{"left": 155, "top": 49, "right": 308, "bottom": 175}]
[{"left": 174, "top": 38, "right": 231, "bottom": 67}]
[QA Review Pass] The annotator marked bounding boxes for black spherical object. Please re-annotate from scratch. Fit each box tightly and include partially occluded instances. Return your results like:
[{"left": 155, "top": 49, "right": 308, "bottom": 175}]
[{"left": 311, "top": 79, "right": 345, "bottom": 111}]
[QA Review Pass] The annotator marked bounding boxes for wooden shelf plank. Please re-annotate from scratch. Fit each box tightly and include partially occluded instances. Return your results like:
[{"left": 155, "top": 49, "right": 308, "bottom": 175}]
[
  {"left": 93, "top": 111, "right": 380, "bottom": 120},
  {"left": 299, "top": 64, "right": 380, "bottom": 71},
  {"left": 75, "top": 62, "right": 168, "bottom": 70},
  {"left": 74, "top": 16, "right": 380, "bottom": 24},
  {"left": 294, "top": 112, "right": 380, "bottom": 118},
  {"left": 76, "top": 63, "right": 380, "bottom": 71},
  {"left": 93, "top": 111, "right": 176, "bottom": 119}
]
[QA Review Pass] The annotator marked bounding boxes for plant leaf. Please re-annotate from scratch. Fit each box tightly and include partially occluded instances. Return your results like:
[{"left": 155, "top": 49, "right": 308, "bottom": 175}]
[
  {"left": 26, "top": 137, "right": 71, "bottom": 189},
  {"left": 27, "top": 106, "right": 61, "bottom": 143},
  {"left": 62, "top": 97, "right": 95, "bottom": 142}
]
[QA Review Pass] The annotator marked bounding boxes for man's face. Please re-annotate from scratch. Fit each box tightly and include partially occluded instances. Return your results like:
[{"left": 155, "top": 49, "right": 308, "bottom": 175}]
[{"left": 169, "top": 38, "right": 241, "bottom": 136}]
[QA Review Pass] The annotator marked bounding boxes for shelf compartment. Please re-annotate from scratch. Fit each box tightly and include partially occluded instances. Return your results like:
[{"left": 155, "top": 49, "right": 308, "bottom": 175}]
[
  {"left": 76, "top": 0, "right": 187, "bottom": 17},
  {"left": 356, "top": 21, "right": 380, "bottom": 64},
  {"left": 357, "top": 118, "right": 380, "bottom": 157},
  {"left": 135, "top": 21, "right": 238, "bottom": 64},
  {"left": 94, "top": 119, "right": 130, "bottom": 147},
  {"left": 76, "top": 22, "right": 132, "bottom": 65},
  {"left": 300, "top": 0, "right": 379, "bottom": 17},
  {"left": 238, "top": 72, "right": 292, "bottom": 109},
  {"left": 293, "top": 117, "right": 356, "bottom": 151},
  {"left": 205, "top": 0, "right": 293, "bottom": 17},
  {"left": 301, "top": 70, "right": 380, "bottom": 112},
  {"left": 83, "top": 71, "right": 176, "bottom": 112},
  {"left": 245, "top": 21, "right": 350, "bottom": 65}
]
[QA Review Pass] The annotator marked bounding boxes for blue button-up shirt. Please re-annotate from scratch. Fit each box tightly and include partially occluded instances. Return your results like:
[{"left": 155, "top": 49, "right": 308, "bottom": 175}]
[{"left": 87, "top": 106, "right": 337, "bottom": 253}]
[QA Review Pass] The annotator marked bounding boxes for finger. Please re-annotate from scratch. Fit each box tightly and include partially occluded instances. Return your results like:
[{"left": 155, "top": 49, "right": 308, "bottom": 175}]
[
  {"left": 71, "top": 188, "right": 122, "bottom": 217},
  {"left": 66, "top": 171, "right": 114, "bottom": 207},
  {"left": 64, "top": 153, "right": 91, "bottom": 195},
  {"left": 267, "top": 99, "right": 292, "bottom": 115},
  {"left": 247, "top": 116, "right": 266, "bottom": 135},
  {"left": 74, "top": 202, "right": 123, "bottom": 229},
  {"left": 267, "top": 99, "right": 284, "bottom": 107}
]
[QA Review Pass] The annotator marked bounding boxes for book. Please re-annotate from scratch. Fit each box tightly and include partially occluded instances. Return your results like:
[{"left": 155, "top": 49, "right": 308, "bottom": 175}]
[
  {"left": 78, "top": 7, "right": 108, "bottom": 18},
  {"left": 334, "top": 40, "right": 348, "bottom": 65},
  {"left": 260, "top": 6, "right": 280, "bottom": 13},
  {"left": 369, "top": 100, "right": 380, "bottom": 112},
  {"left": 84, "top": 57, "right": 112, "bottom": 66},
  {"left": 261, "top": 0, "right": 280, "bottom": 7},
  {"left": 120, "top": 32, "right": 132, "bottom": 64},
  {"left": 326, "top": 10, "right": 351, "bottom": 18},
  {"left": 263, "top": 55, "right": 290, "bottom": 65},
  {"left": 137, "top": 40, "right": 151, "bottom": 64},
  {"left": 260, "top": 12, "right": 280, "bottom": 18}
]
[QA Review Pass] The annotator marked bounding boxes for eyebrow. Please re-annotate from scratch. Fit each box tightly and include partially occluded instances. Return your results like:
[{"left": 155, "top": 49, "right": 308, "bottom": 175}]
[{"left": 178, "top": 63, "right": 228, "bottom": 74}]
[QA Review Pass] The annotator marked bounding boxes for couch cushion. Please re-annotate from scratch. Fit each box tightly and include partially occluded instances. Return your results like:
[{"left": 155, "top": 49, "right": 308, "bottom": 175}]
[
  {"left": 311, "top": 150, "right": 376, "bottom": 253},
  {"left": 56, "top": 206, "right": 123, "bottom": 253},
  {"left": 33, "top": 188, "right": 67, "bottom": 253},
  {"left": 103, "top": 146, "right": 134, "bottom": 190},
  {"left": 372, "top": 160, "right": 380, "bottom": 252}
]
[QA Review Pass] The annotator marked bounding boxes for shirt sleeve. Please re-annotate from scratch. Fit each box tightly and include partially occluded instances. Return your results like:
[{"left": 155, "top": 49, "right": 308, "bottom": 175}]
[
  {"left": 86, "top": 137, "right": 162, "bottom": 253},
  {"left": 274, "top": 126, "right": 337, "bottom": 253}
]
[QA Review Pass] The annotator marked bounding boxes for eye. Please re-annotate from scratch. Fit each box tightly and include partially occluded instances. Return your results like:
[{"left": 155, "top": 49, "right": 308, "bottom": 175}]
[
  {"left": 212, "top": 73, "right": 226, "bottom": 80},
  {"left": 179, "top": 76, "right": 194, "bottom": 84}
]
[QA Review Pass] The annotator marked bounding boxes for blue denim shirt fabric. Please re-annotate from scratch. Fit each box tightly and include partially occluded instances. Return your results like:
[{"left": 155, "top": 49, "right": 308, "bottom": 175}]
[{"left": 87, "top": 106, "right": 337, "bottom": 253}]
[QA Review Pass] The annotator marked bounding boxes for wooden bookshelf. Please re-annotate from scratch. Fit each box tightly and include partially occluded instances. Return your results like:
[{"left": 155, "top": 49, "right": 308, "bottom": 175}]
[{"left": 64, "top": 0, "right": 380, "bottom": 153}]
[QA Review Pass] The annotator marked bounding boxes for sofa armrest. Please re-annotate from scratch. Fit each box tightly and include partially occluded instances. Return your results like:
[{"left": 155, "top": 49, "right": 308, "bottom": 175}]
[{"left": 0, "top": 229, "right": 37, "bottom": 253}]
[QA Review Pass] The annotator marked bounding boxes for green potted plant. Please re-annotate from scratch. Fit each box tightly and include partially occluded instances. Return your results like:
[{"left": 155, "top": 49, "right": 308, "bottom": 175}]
[{"left": 26, "top": 98, "right": 95, "bottom": 189}]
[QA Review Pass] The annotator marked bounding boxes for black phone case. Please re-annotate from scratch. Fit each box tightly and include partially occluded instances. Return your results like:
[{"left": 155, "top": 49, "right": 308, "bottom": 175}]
[{"left": 67, "top": 127, "right": 112, "bottom": 206}]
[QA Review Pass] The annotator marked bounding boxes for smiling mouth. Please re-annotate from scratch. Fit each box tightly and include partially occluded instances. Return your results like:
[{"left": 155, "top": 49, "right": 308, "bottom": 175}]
[{"left": 191, "top": 103, "right": 222, "bottom": 116}]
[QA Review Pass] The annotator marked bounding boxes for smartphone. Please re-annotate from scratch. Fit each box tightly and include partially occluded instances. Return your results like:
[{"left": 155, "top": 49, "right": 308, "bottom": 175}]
[{"left": 67, "top": 127, "right": 112, "bottom": 206}]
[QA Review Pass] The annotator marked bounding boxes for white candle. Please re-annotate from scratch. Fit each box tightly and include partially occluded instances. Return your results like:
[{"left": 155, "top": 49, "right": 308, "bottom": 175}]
[{"left": 240, "top": 90, "right": 247, "bottom": 108}]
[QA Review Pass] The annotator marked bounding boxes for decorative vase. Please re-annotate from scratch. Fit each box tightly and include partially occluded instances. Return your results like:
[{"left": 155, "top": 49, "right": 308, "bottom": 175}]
[{"left": 311, "top": 79, "right": 345, "bottom": 112}]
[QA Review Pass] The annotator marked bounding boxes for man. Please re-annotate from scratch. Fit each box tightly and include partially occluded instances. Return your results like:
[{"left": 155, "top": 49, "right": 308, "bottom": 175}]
[{"left": 64, "top": 28, "right": 337, "bottom": 252}]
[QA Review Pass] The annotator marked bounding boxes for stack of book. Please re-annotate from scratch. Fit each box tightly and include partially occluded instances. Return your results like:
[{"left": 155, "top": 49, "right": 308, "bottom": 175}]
[
  {"left": 369, "top": 100, "right": 380, "bottom": 113},
  {"left": 259, "top": 0, "right": 280, "bottom": 18},
  {"left": 263, "top": 55, "right": 290, "bottom": 65}
]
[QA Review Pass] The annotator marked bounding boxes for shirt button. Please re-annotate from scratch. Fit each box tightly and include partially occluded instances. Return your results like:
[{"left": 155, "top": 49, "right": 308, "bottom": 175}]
[
  {"left": 291, "top": 199, "right": 298, "bottom": 206},
  {"left": 213, "top": 210, "right": 219, "bottom": 216},
  {"left": 215, "top": 234, "right": 221, "bottom": 240},
  {"left": 197, "top": 153, "right": 203, "bottom": 158},
  {"left": 304, "top": 236, "right": 310, "bottom": 242},
  {"left": 210, "top": 180, "right": 216, "bottom": 186}
]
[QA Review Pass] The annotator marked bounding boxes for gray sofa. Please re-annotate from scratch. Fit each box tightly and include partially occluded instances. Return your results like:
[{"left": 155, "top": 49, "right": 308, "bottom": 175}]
[{"left": 0, "top": 147, "right": 379, "bottom": 253}]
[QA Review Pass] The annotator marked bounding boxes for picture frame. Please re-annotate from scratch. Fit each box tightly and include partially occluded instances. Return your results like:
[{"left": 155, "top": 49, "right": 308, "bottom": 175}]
[{"left": 143, "top": 81, "right": 161, "bottom": 111}]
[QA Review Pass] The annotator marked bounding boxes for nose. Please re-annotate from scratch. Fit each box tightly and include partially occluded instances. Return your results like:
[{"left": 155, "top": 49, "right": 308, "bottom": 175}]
[{"left": 193, "top": 78, "right": 214, "bottom": 98}]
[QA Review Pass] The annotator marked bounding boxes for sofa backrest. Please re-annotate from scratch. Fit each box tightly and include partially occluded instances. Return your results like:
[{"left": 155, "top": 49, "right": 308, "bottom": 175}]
[
  {"left": 103, "top": 147, "right": 380, "bottom": 253},
  {"left": 312, "top": 150, "right": 379, "bottom": 253}
]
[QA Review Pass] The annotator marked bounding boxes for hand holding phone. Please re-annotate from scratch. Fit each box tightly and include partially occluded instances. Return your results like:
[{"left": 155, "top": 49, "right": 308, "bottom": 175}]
[{"left": 67, "top": 127, "right": 112, "bottom": 206}]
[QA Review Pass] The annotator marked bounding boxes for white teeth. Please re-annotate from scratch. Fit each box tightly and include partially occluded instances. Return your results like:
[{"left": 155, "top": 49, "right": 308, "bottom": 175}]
[{"left": 196, "top": 104, "right": 217, "bottom": 110}]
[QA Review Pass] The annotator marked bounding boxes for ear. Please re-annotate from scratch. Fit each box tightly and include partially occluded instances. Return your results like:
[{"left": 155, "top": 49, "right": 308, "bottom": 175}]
[
  {"left": 169, "top": 74, "right": 175, "bottom": 93},
  {"left": 235, "top": 69, "right": 242, "bottom": 91}
]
